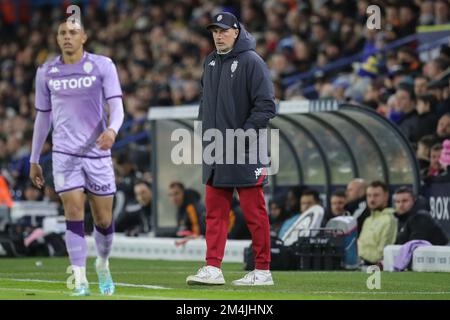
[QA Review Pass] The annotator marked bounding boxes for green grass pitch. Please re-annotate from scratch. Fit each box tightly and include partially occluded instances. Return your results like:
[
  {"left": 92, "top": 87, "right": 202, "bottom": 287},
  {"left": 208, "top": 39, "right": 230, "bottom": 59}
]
[{"left": 0, "top": 257, "right": 449, "bottom": 300}]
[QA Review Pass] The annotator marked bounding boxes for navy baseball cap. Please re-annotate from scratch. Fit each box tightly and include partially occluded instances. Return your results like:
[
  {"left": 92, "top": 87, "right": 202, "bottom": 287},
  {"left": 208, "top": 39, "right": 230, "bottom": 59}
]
[{"left": 207, "top": 12, "right": 240, "bottom": 30}]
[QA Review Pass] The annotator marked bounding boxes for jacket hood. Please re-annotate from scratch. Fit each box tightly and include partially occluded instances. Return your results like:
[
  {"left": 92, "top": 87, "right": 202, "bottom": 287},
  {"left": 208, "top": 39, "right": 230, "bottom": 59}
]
[{"left": 231, "top": 23, "right": 256, "bottom": 55}]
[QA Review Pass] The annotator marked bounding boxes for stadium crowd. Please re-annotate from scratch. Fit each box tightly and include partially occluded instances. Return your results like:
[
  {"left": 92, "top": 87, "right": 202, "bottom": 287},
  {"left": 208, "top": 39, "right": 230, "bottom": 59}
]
[{"left": 1, "top": 0, "right": 450, "bottom": 244}]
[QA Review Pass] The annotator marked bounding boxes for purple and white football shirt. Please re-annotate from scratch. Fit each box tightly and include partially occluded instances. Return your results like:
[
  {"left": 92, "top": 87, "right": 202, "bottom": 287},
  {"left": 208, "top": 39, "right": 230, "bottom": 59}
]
[{"left": 35, "top": 52, "right": 122, "bottom": 158}]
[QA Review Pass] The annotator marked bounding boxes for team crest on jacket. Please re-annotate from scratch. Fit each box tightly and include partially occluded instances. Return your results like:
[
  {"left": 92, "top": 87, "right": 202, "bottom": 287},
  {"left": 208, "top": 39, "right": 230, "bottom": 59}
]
[
  {"left": 255, "top": 167, "right": 264, "bottom": 179},
  {"left": 83, "top": 62, "right": 93, "bottom": 73},
  {"left": 231, "top": 60, "right": 238, "bottom": 73}
]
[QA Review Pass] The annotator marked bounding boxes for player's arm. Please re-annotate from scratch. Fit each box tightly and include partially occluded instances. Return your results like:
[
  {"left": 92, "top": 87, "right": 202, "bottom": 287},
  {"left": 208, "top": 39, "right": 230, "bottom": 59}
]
[
  {"left": 243, "top": 54, "right": 277, "bottom": 130},
  {"left": 96, "top": 97, "right": 124, "bottom": 150},
  {"left": 29, "top": 66, "right": 52, "bottom": 189},
  {"left": 96, "top": 58, "right": 124, "bottom": 150}
]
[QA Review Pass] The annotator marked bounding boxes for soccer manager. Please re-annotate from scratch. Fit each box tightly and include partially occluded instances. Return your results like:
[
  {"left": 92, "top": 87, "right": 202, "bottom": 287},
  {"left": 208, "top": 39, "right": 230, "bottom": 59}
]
[{"left": 187, "top": 12, "right": 277, "bottom": 286}]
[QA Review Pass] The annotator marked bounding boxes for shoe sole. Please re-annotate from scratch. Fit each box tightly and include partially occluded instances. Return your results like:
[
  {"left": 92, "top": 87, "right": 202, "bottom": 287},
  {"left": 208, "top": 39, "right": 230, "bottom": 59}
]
[
  {"left": 70, "top": 290, "right": 90, "bottom": 296},
  {"left": 231, "top": 281, "right": 274, "bottom": 286},
  {"left": 186, "top": 277, "right": 225, "bottom": 286}
]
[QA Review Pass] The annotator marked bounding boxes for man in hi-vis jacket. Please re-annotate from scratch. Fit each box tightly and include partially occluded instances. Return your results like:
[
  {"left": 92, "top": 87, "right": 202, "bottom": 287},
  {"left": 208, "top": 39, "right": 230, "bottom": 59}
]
[{"left": 186, "top": 12, "right": 277, "bottom": 286}]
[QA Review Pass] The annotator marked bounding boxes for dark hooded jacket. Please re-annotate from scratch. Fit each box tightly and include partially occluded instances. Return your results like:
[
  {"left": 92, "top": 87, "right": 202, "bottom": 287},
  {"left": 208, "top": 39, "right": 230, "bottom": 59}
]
[
  {"left": 395, "top": 204, "right": 448, "bottom": 245},
  {"left": 198, "top": 25, "right": 277, "bottom": 187}
]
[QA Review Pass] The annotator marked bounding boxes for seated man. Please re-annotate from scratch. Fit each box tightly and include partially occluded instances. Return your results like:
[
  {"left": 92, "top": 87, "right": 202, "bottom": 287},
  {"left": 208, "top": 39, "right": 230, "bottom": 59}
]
[
  {"left": 357, "top": 181, "right": 397, "bottom": 266},
  {"left": 278, "top": 188, "right": 321, "bottom": 239},
  {"left": 394, "top": 186, "right": 448, "bottom": 245},
  {"left": 168, "top": 182, "right": 205, "bottom": 238},
  {"left": 115, "top": 180, "right": 152, "bottom": 236},
  {"left": 269, "top": 196, "right": 290, "bottom": 236},
  {"left": 345, "top": 178, "right": 369, "bottom": 235},
  {"left": 322, "top": 189, "right": 351, "bottom": 226}
]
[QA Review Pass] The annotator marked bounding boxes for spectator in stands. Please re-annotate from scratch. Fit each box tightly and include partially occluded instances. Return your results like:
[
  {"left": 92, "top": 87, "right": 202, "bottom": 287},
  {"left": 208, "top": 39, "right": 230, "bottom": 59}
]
[
  {"left": 435, "top": 0, "right": 450, "bottom": 24},
  {"left": 345, "top": 178, "right": 368, "bottom": 234},
  {"left": 414, "top": 75, "right": 429, "bottom": 97},
  {"left": 357, "top": 181, "right": 397, "bottom": 266},
  {"left": 115, "top": 153, "right": 139, "bottom": 183},
  {"left": 397, "top": 2, "right": 419, "bottom": 38},
  {"left": 134, "top": 180, "right": 152, "bottom": 232},
  {"left": 168, "top": 182, "right": 205, "bottom": 238},
  {"left": 182, "top": 79, "right": 201, "bottom": 105},
  {"left": 424, "top": 57, "right": 450, "bottom": 81},
  {"left": 396, "top": 83, "right": 419, "bottom": 142},
  {"left": 417, "top": 135, "right": 435, "bottom": 172},
  {"left": 22, "top": 181, "right": 42, "bottom": 201},
  {"left": 269, "top": 196, "right": 290, "bottom": 236},
  {"left": 322, "top": 189, "right": 351, "bottom": 226},
  {"left": 114, "top": 152, "right": 141, "bottom": 217},
  {"left": 424, "top": 143, "right": 444, "bottom": 179},
  {"left": 397, "top": 47, "right": 422, "bottom": 77},
  {"left": 420, "top": 0, "right": 435, "bottom": 25},
  {"left": 278, "top": 188, "right": 321, "bottom": 239},
  {"left": 300, "top": 189, "right": 321, "bottom": 213},
  {"left": 434, "top": 113, "right": 450, "bottom": 143},
  {"left": 440, "top": 138, "right": 450, "bottom": 167},
  {"left": 115, "top": 180, "right": 152, "bottom": 236},
  {"left": 284, "top": 186, "right": 303, "bottom": 217},
  {"left": 386, "top": 94, "right": 403, "bottom": 124},
  {"left": 394, "top": 186, "right": 448, "bottom": 245},
  {"left": 429, "top": 69, "right": 450, "bottom": 117},
  {"left": 413, "top": 94, "right": 438, "bottom": 142},
  {"left": 428, "top": 139, "right": 450, "bottom": 183}
]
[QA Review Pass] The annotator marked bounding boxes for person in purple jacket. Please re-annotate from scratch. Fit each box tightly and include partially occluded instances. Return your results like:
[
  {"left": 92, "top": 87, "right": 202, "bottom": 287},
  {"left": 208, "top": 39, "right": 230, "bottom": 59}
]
[{"left": 29, "top": 21, "right": 124, "bottom": 296}]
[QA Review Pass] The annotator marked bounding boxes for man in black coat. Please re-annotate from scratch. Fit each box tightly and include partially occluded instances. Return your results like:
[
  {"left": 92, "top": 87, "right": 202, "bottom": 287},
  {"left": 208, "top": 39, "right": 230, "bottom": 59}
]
[
  {"left": 187, "top": 12, "right": 277, "bottom": 286},
  {"left": 396, "top": 84, "right": 420, "bottom": 143},
  {"left": 394, "top": 186, "right": 448, "bottom": 245},
  {"left": 115, "top": 180, "right": 152, "bottom": 236}
]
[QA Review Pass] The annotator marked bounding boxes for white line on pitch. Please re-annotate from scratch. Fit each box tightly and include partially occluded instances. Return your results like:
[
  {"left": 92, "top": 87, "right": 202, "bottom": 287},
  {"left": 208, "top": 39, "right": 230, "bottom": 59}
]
[
  {"left": 311, "top": 291, "right": 450, "bottom": 295},
  {"left": 0, "top": 287, "right": 191, "bottom": 300},
  {"left": 0, "top": 278, "right": 170, "bottom": 290}
]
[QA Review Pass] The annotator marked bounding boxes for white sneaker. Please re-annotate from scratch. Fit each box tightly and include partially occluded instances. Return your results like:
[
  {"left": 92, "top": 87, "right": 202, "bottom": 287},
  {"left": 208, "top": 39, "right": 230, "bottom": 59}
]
[
  {"left": 232, "top": 270, "right": 274, "bottom": 286},
  {"left": 186, "top": 266, "right": 226, "bottom": 285}
]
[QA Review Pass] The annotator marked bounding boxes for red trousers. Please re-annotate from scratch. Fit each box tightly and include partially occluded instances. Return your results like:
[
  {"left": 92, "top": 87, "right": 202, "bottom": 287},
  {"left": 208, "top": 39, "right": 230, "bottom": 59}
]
[{"left": 205, "top": 182, "right": 271, "bottom": 270}]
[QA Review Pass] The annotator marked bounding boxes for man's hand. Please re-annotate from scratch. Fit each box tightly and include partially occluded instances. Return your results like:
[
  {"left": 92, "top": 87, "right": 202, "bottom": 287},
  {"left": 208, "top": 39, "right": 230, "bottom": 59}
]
[
  {"left": 96, "top": 128, "right": 117, "bottom": 150},
  {"left": 29, "top": 163, "right": 45, "bottom": 189}
]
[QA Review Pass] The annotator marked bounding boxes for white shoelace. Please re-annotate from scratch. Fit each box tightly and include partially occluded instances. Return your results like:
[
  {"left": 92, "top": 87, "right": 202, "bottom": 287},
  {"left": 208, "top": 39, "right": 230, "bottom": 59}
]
[
  {"left": 198, "top": 266, "right": 218, "bottom": 278},
  {"left": 242, "top": 270, "right": 257, "bottom": 283}
]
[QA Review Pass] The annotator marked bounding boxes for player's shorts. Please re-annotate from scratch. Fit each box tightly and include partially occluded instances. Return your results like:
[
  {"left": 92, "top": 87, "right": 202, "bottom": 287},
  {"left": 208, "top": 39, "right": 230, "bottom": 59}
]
[{"left": 52, "top": 151, "right": 116, "bottom": 197}]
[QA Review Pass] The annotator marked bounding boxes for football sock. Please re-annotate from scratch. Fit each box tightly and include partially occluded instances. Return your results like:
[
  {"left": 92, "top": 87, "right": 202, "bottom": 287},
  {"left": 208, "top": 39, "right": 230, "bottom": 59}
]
[
  {"left": 93, "top": 222, "right": 114, "bottom": 268},
  {"left": 65, "top": 220, "right": 88, "bottom": 285}
]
